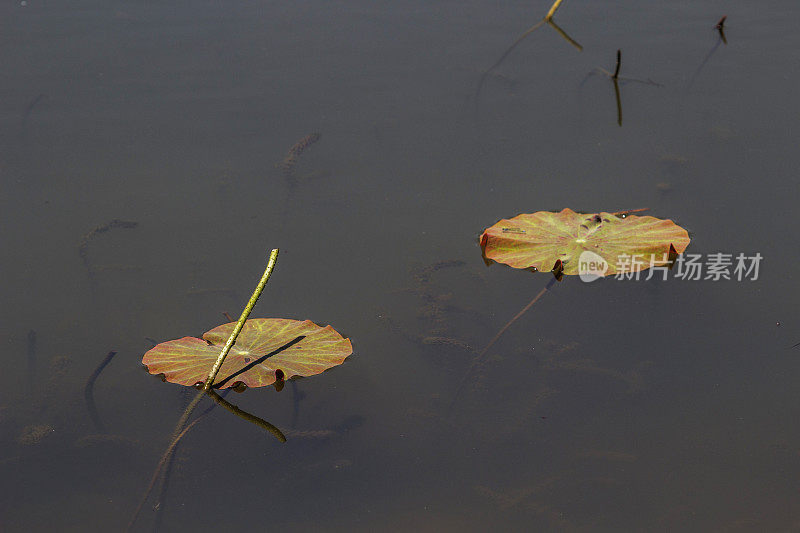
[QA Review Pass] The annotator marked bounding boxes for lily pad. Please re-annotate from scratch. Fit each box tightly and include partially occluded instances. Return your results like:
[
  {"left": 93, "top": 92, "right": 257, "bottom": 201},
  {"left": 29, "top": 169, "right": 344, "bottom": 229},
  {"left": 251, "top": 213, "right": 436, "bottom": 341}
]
[
  {"left": 142, "top": 319, "right": 352, "bottom": 388},
  {"left": 480, "top": 208, "right": 690, "bottom": 276}
]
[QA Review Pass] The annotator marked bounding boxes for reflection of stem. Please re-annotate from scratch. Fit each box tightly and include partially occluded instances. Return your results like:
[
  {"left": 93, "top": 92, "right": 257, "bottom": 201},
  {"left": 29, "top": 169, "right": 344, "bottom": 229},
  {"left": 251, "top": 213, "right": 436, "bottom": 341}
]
[
  {"left": 448, "top": 277, "right": 557, "bottom": 415},
  {"left": 612, "top": 50, "right": 622, "bottom": 126},
  {"left": 206, "top": 389, "right": 286, "bottom": 442},
  {"left": 478, "top": 3, "right": 577, "bottom": 81},
  {"left": 204, "top": 249, "right": 280, "bottom": 391},
  {"left": 547, "top": 19, "right": 582, "bottom": 51},
  {"left": 475, "top": 0, "right": 578, "bottom": 119}
]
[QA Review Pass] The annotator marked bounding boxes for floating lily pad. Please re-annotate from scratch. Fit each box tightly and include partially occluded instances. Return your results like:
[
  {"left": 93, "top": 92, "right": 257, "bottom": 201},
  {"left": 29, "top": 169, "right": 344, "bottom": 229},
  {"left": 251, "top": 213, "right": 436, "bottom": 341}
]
[
  {"left": 480, "top": 208, "right": 690, "bottom": 276},
  {"left": 143, "top": 319, "right": 352, "bottom": 388}
]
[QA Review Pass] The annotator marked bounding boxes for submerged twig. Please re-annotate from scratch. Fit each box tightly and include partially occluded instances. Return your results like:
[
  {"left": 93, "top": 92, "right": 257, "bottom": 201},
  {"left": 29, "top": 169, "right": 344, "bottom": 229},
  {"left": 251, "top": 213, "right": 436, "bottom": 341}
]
[
  {"left": 79, "top": 219, "right": 138, "bottom": 278},
  {"left": 411, "top": 259, "right": 466, "bottom": 283},
  {"left": 280, "top": 133, "right": 321, "bottom": 186},
  {"left": 84, "top": 351, "right": 117, "bottom": 432},
  {"left": 152, "top": 444, "right": 177, "bottom": 532},
  {"left": 282, "top": 428, "right": 336, "bottom": 439},
  {"left": 128, "top": 395, "right": 220, "bottom": 531},
  {"left": 19, "top": 93, "right": 45, "bottom": 138}
]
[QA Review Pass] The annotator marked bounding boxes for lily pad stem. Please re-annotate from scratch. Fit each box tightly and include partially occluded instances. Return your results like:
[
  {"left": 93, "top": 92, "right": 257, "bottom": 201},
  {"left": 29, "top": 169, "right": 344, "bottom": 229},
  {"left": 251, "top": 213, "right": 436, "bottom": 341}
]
[{"left": 203, "top": 248, "right": 280, "bottom": 391}]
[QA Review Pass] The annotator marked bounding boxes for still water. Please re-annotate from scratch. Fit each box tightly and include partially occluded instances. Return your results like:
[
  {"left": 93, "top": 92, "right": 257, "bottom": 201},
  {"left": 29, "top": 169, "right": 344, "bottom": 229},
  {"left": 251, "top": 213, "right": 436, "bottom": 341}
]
[{"left": 2, "top": 0, "right": 800, "bottom": 530}]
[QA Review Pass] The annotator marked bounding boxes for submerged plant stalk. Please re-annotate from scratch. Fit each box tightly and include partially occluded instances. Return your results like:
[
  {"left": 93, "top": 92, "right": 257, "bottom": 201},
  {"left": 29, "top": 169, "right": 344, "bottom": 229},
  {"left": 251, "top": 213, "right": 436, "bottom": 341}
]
[
  {"left": 448, "top": 277, "right": 557, "bottom": 415},
  {"left": 127, "top": 398, "right": 219, "bottom": 530},
  {"left": 84, "top": 350, "right": 117, "bottom": 431}
]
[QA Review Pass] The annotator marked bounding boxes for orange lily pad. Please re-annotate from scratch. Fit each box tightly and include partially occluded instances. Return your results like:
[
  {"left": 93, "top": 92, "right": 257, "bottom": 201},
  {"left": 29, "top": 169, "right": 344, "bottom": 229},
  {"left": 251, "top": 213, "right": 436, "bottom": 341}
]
[
  {"left": 480, "top": 208, "right": 690, "bottom": 276},
  {"left": 142, "top": 319, "right": 352, "bottom": 388}
]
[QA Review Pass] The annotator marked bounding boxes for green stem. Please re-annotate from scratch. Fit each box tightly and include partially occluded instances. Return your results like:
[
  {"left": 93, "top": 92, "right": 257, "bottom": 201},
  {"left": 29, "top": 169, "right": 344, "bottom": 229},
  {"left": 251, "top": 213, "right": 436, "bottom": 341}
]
[
  {"left": 203, "top": 248, "right": 280, "bottom": 391},
  {"left": 129, "top": 249, "right": 283, "bottom": 531},
  {"left": 545, "top": 0, "right": 564, "bottom": 21}
]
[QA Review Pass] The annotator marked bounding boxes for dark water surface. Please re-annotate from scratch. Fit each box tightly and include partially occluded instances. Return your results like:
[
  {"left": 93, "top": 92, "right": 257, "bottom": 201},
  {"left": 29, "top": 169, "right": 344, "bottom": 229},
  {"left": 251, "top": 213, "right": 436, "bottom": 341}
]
[{"left": 2, "top": 0, "right": 800, "bottom": 531}]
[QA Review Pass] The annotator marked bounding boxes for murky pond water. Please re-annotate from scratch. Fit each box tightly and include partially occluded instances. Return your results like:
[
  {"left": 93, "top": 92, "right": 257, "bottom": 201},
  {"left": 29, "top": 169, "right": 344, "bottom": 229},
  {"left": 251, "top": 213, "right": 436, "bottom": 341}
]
[{"left": 2, "top": 0, "right": 800, "bottom": 531}]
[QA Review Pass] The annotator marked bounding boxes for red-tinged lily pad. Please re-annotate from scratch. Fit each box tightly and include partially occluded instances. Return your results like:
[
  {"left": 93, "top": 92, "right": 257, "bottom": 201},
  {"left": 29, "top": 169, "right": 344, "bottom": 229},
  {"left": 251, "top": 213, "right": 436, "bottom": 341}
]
[
  {"left": 142, "top": 318, "right": 352, "bottom": 388},
  {"left": 480, "top": 208, "right": 690, "bottom": 276}
]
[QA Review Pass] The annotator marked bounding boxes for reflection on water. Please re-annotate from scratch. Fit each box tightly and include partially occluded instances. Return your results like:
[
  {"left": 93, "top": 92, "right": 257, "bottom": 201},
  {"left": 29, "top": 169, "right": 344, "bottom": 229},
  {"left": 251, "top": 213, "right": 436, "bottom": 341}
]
[{"left": 2, "top": 0, "right": 800, "bottom": 530}]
